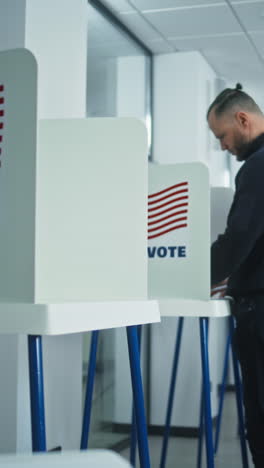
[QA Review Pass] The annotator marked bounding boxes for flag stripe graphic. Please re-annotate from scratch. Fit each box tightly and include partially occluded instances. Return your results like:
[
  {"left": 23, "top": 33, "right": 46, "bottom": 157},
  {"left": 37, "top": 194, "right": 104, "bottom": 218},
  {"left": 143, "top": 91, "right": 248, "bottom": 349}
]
[
  {"left": 148, "top": 182, "right": 188, "bottom": 199},
  {"left": 148, "top": 182, "right": 189, "bottom": 239},
  {"left": 148, "top": 202, "right": 188, "bottom": 220},
  {"left": 148, "top": 188, "right": 188, "bottom": 206},
  {"left": 148, "top": 216, "right": 187, "bottom": 233},
  {"left": 148, "top": 224, "right": 187, "bottom": 240},
  {"left": 148, "top": 195, "right": 188, "bottom": 213},
  {"left": 0, "top": 84, "right": 4, "bottom": 165},
  {"left": 148, "top": 209, "right": 188, "bottom": 226}
]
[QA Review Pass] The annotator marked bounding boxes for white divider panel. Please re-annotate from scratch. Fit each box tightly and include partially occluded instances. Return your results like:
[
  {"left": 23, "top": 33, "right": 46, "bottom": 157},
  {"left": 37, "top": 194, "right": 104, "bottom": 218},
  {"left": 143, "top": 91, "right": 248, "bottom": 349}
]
[
  {"left": 149, "top": 185, "right": 235, "bottom": 429},
  {"left": 148, "top": 162, "right": 210, "bottom": 301},
  {"left": 0, "top": 49, "right": 37, "bottom": 302},
  {"left": 211, "top": 186, "right": 234, "bottom": 243},
  {"left": 0, "top": 50, "right": 148, "bottom": 303},
  {"left": 35, "top": 118, "right": 148, "bottom": 302}
]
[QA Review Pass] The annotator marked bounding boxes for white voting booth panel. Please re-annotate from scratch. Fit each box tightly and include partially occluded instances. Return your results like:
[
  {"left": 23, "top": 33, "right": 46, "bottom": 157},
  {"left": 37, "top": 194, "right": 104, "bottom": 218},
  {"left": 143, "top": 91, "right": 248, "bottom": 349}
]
[
  {"left": 0, "top": 49, "right": 159, "bottom": 452},
  {"left": 148, "top": 162, "right": 210, "bottom": 301}
]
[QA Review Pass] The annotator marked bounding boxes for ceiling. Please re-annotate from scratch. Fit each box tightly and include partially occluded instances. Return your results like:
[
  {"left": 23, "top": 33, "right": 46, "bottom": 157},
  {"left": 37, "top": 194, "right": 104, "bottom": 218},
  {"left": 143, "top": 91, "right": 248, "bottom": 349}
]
[{"left": 96, "top": 0, "right": 264, "bottom": 93}]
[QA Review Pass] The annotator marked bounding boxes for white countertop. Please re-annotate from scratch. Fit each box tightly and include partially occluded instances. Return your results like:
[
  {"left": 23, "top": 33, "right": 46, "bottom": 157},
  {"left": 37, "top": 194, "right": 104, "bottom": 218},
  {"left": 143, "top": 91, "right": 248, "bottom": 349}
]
[{"left": 0, "top": 300, "right": 160, "bottom": 335}]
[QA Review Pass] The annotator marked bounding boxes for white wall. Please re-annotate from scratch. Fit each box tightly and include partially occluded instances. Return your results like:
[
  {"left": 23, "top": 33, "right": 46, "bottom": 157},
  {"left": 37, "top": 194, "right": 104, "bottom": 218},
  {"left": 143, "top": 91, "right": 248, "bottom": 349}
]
[
  {"left": 116, "top": 56, "right": 146, "bottom": 121},
  {"left": 87, "top": 58, "right": 117, "bottom": 117},
  {"left": 25, "top": 0, "right": 87, "bottom": 119},
  {"left": 153, "top": 52, "right": 200, "bottom": 164},
  {"left": 0, "top": 0, "right": 26, "bottom": 51},
  {"left": 153, "top": 51, "right": 231, "bottom": 187}
]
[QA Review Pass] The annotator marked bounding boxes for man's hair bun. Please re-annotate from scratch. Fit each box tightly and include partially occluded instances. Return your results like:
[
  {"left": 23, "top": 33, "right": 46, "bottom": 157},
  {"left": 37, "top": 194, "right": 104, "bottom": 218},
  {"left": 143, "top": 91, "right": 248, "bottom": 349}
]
[{"left": 235, "top": 83, "right": 243, "bottom": 91}]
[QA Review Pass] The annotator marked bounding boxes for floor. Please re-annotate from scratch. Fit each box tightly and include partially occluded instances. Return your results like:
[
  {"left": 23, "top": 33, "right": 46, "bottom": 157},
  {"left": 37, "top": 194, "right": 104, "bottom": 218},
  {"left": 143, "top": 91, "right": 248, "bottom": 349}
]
[
  {"left": 84, "top": 330, "right": 254, "bottom": 467},
  {"left": 118, "top": 392, "right": 253, "bottom": 467}
]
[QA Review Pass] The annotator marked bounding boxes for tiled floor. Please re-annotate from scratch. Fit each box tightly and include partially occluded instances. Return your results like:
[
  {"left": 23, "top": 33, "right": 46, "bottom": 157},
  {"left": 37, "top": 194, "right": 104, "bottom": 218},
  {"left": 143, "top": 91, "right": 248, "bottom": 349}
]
[{"left": 118, "top": 391, "right": 254, "bottom": 467}]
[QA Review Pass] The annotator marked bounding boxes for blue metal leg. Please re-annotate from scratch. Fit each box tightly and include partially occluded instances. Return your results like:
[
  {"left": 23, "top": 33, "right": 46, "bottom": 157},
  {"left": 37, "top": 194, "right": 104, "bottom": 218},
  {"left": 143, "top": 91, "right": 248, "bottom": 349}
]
[
  {"left": 28, "top": 335, "right": 46, "bottom": 452},
  {"left": 229, "top": 316, "right": 249, "bottom": 468},
  {"left": 197, "top": 319, "right": 209, "bottom": 468},
  {"left": 214, "top": 331, "right": 231, "bottom": 454},
  {"left": 130, "top": 325, "right": 142, "bottom": 467},
  {"left": 80, "top": 330, "right": 99, "bottom": 450},
  {"left": 126, "top": 326, "right": 150, "bottom": 468},
  {"left": 160, "top": 317, "right": 184, "bottom": 468},
  {"left": 197, "top": 386, "right": 204, "bottom": 468},
  {"left": 199, "top": 318, "right": 214, "bottom": 468}
]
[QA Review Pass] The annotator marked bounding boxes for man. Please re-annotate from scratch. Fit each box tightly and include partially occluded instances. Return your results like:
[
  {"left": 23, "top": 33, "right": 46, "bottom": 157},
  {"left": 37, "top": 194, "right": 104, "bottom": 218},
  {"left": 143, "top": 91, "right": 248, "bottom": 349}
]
[{"left": 208, "top": 83, "right": 264, "bottom": 468}]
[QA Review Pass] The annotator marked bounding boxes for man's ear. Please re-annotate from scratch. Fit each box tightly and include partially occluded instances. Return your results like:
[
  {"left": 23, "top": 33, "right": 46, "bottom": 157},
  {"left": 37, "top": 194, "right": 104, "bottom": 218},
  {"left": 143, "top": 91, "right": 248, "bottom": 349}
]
[{"left": 235, "top": 111, "right": 249, "bottom": 128}]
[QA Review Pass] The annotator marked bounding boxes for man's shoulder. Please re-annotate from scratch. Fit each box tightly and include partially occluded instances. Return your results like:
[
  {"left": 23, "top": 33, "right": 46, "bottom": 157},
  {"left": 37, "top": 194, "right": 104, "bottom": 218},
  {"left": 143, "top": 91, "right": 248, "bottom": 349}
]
[
  {"left": 244, "top": 146, "right": 264, "bottom": 171},
  {"left": 236, "top": 148, "right": 264, "bottom": 188}
]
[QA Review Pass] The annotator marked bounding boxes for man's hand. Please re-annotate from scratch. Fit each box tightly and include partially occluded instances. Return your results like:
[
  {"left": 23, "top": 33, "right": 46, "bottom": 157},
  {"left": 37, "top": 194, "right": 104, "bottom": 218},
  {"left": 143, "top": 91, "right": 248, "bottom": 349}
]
[{"left": 211, "top": 278, "right": 228, "bottom": 298}]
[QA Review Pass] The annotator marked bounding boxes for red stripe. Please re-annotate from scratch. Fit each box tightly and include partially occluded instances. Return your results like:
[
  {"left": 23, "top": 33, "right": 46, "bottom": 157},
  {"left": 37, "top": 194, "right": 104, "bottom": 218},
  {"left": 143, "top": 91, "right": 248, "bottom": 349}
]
[
  {"left": 148, "top": 196, "right": 188, "bottom": 213},
  {"left": 148, "top": 202, "right": 188, "bottom": 219},
  {"left": 0, "top": 136, "right": 2, "bottom": 142},
  {"left": 148, "top": 189, "right": 188, "bottom": 206},
  {"left": 0, "top": 110, "right": 4, "bottom": 117},
  {"left": 0, "top": 85, "right": 4, "bottom": 92},
  {"left": 0, "top": 123, "right": 3, "bottom": 129},
  {"left": 148, "top": 224, "right": 187, "bottom": 239},
  {"left": 148, "top": 209, "right": 187, "bottom": 226},
  {"left": 148, "top": 182, "right": 188, "bottom": 199},
  {"left": 0, "top": 97, "right": 4, "bottom": 104},
  {"left": 148, "top": 217, "right": 187, "bottom": 233}
]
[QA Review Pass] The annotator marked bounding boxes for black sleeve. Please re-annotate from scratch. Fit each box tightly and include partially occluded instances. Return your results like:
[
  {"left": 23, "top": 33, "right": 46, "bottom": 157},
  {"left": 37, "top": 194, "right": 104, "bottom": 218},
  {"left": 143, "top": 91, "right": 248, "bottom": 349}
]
[{"left": 211, "top": 157, "right": 264, "bottom": 285}]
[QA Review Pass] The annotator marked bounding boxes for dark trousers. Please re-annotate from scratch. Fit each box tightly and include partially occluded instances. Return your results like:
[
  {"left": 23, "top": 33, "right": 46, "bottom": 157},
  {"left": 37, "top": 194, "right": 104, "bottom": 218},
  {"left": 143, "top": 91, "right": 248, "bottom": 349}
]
[{"left": 232, "top": 295, "right": 264, "bottom": 468}]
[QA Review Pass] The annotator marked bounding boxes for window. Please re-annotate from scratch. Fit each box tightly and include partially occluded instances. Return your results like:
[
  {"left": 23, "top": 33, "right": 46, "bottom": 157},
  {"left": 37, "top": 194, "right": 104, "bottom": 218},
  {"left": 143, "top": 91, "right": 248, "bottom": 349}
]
[{"left": 87, "top": 0, "right": 153, "bottom": 158}]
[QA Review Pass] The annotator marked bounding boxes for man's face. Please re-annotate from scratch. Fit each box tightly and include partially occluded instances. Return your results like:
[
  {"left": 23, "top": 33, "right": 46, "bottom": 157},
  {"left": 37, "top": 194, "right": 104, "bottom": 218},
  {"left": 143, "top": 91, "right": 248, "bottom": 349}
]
[{"left": 208, "top": 110, "right": 250, "bottom": 161}]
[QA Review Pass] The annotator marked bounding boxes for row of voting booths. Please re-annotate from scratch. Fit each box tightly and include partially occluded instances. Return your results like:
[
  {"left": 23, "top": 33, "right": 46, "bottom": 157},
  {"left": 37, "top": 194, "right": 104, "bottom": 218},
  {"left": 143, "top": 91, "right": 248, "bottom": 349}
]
[{"left": 0, "top": 48, "right": 239, "bottom": 468}]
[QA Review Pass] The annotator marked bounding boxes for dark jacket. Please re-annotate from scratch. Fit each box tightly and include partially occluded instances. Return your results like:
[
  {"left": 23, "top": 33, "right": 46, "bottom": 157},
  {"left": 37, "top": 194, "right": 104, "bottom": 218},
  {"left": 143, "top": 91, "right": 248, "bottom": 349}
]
[{"left": 211, "top": 133, "right": 264, "bottom": 297}]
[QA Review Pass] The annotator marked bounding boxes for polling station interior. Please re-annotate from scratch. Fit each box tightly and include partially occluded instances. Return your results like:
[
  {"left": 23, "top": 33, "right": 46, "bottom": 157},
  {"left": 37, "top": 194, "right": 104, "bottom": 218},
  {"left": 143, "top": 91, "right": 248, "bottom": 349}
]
[{"left": 0, "top": 1, "right": 263, "bottom": 467}]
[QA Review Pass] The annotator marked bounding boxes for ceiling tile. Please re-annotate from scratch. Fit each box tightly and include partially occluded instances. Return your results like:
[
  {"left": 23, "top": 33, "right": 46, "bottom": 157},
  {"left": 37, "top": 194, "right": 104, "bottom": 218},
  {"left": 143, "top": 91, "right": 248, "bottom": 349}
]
[
  {"left": 231, "top": 0, "right": 264, "bottom": 4},
  {"left": 232, "top": 1, "right": 264, "bottom": 31},
  {"left": 130, "top": 0, "right": 224, "bottom": 10},
  {"left": 204, "top": 47, "right": 264, "bottom": 84},
  {"left": 143, "top": 5, "right": 243, "bottom": 37},
  {"left": 145, "top": 39, "right": 175, "bottom": 53},
  {"left": 118, "top": 11, "right": 164, "bottom": 41},
  {"left": 250, "top": 30, "right": 264, "bottom": 56},
  {"left": 169, "top": 32, "right": 248, "bottom": 53}
]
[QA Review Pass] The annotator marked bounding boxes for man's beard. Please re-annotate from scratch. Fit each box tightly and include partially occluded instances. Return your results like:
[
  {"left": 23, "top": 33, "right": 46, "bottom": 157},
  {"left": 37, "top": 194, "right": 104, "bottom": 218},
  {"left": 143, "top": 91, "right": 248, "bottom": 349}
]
[{"left": 234, "top": 137, "right": 251, "bottom": 162}]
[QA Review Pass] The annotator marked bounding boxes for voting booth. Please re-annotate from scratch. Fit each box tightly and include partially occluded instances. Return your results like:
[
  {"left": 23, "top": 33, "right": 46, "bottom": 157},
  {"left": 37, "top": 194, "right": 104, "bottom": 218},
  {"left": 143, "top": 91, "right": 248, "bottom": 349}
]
[
  {"left": 149, "top": 167, "right": 234, "bottom": 430},
  {"left": 0, "top": 48, "right": 159, "bottom": 459}
]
